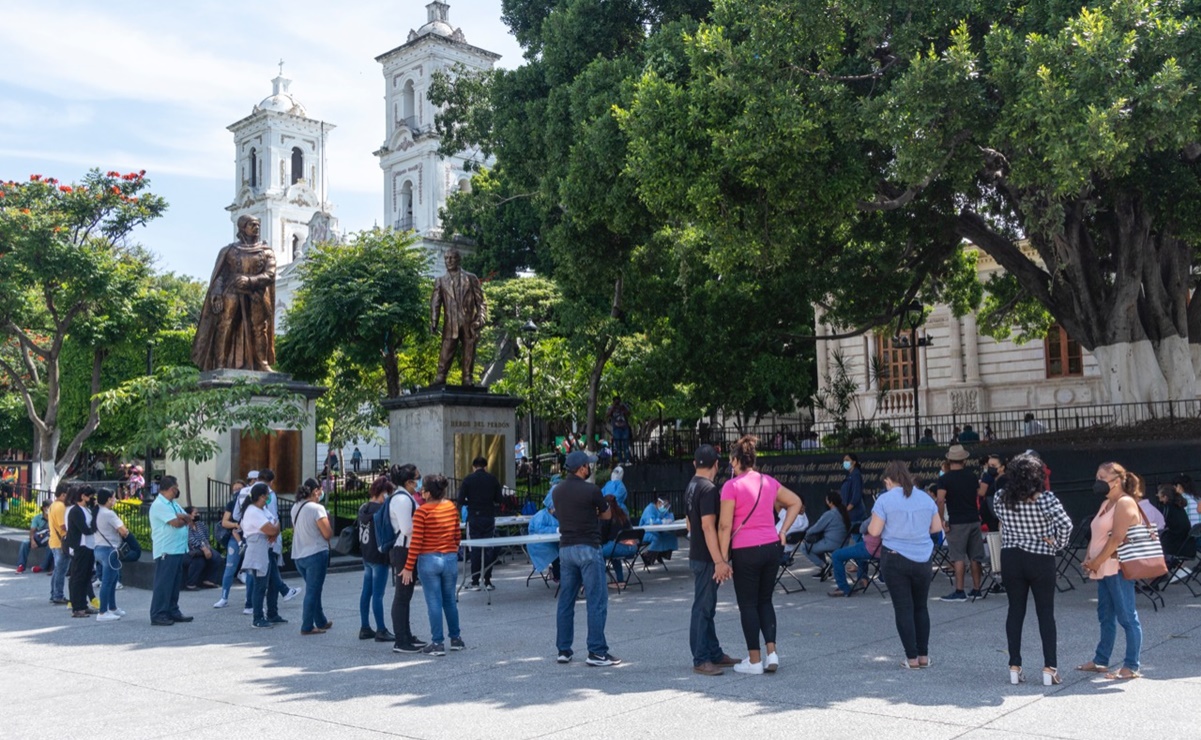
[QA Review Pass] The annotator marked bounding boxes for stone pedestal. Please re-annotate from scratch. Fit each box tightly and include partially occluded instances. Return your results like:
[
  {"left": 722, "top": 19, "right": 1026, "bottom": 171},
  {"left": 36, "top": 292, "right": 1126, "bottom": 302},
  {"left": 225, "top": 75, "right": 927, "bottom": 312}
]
[
  {"left": 383, "top": 387, "right": 522, "bottom": 487},
  {"left": 168, "top": 370, "right": 325, "bottom": 502}
]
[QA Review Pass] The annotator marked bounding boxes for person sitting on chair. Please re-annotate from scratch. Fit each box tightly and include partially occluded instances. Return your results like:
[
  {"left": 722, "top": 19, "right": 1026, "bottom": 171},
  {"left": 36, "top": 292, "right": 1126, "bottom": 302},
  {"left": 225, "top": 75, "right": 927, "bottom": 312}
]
[
  {"left": 183, "top": 507, "right": 224, "bottom": 589},
  {"left": 639, "top": 494, "right": 679, "bottom": 566},
  {"left": 528, "top": 491, "right": 561, "bottom": 583},
  {"left": 828, "top": 518, "right": 877, "bottom": 597},
  {"left": 600, "top": 494, "right": 638, "bottom": 584},
  {"left": 803, "top": 492, "right": 850, "bottom": 572}
]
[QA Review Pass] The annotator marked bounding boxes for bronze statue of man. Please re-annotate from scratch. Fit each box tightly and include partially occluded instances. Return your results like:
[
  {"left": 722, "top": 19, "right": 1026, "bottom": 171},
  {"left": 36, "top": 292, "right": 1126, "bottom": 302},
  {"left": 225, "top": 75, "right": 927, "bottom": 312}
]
[
  {"left": 429, "top": 248, "right": 486, "bottom": 385},
  {"left": 191, "top": 215, "right": 277, "bottom": 372}
]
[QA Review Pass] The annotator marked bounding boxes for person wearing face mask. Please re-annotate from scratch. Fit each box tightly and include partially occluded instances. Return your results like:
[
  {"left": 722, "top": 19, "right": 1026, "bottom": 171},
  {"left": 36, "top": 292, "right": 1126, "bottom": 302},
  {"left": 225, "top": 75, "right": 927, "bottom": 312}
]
[
  {"left": 387, "top": 464, "right": 427, "bottom": 653},
  {"left": 1077, "top": 462, "right": 1145, "bottom": 680},
  {"left": 290, "top": 478, "right": 332, "bottom": 635},
  {"left": 639, "top": 495, "right": 679, "bottom": 566},
  {"left": 840, "top": 454, "right": 866, "bottom": 529}
]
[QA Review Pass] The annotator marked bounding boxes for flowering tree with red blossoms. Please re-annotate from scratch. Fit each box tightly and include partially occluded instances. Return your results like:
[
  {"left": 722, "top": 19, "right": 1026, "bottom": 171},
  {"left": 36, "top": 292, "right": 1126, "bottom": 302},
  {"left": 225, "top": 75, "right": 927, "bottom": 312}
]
[{"left": 0, "top": 169, "right": 167, "bottom": 490}]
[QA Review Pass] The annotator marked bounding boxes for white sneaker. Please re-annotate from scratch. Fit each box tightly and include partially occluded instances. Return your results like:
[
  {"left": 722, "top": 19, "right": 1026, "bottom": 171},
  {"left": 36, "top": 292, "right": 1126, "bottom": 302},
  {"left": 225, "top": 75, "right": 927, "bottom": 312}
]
[
  {"left": 96, "top": 612, "right": 120, "bottom": 622},
  {"left": 765, "top": 652, "right": 779, "bottom": 673},
  {"left": 237, "top": 572, "right": 247, "bottom": 584},
  {"left": 213, "top": 598, "right": 229, "bottom": 609},
  {"left": 243, "top": 607, "right": 254, "bottom": 615},
  {"left": 115, "top": 582, "right": 124, "bottom": 590},
  {"left": 283, "top": 587, "right": 301, "bottom": 602},
  {"left": 733, "top": 659, "right": 764, "bottom": 675},
  {"left": 114, "top": 608, "right": 127, "bottom": 617}
]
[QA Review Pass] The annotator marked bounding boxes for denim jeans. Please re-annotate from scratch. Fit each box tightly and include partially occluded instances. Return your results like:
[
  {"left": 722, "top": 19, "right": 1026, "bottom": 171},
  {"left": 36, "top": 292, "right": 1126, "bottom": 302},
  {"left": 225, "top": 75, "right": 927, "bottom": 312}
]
[
  {"left": 556, "top": 544, "right": 609, "bottom": 656},
  {"left": 689, "top": 559, "right": 725, "bottom": 666},
  {"left": 416, "top": 552, "right": 461, "bottom": 644},
  {"left": 150, "top": 553, "right": 185, "bottom": 622},
  {"left": 95, "top": 546, "right": 120, "bottom": 614},
  {"left": 220, "top": 538, "right": 241, "bottom": 600},
  {"left": 359, "top": 562, "right": 390, "bottom": 631},
  {"left": 831, "top": 540, "right": 871, "bottom": 594},
  {"left": 803, "top": 542, "right": 837, "bottom": 570},
  {"left": 18, "top": 541, "right": 53, "bottom": 570},
  {"left": 294, "top": 551, "right": 330, "bottom": 632},
  {"left": 601, "top": 541, "right": 637, "bottom": 582},
  {"left": 1094, "top": 574, "right": 1142, "bottom": 671},
  {"left": 881, "top": 549, "right": 932, "bottom": 660},
  {"left": 50, "top": 547, "right": 68, "bottom": 600},
  {"left": 251, "top": 552, "right": 281, "bottom": 622}
]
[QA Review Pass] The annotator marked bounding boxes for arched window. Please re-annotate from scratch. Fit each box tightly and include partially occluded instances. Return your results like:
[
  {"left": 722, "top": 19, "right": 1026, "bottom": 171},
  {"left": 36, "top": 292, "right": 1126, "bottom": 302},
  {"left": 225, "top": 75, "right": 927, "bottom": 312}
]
[
  {"left": 402, "top": 80, "right": 416, "bottom": 129},
  {"left": 291, "top": 147, "right": 304, "bottom": 185},
  {"left": 399, "top": 181, "right": 414, "bottom": 230},
  {"left": 292, "top": 234, "right": 300, "bottom": 261},
  {"left": 458, "top": 178, "right": 472, "bottom": 193},
  {"left": 249, "top": 148, "right": 258, "bottom": 188}
]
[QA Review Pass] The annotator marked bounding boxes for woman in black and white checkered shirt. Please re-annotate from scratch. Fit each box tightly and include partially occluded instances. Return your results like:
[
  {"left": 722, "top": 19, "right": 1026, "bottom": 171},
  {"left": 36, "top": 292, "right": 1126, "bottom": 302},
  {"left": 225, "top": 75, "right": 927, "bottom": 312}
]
[{"left": 993, "top": 454, "right": 1073, "bottom": 687}]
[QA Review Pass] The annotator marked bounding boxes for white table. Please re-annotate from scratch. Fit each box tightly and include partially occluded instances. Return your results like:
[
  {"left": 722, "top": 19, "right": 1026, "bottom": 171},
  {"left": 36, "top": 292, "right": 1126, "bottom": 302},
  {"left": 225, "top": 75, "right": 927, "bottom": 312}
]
[
  {"left": 641, "top": 522, "right": 688, "bottom": 534},
  {"left": 457, "top": 532, "right": 561, "bottom": 605}
]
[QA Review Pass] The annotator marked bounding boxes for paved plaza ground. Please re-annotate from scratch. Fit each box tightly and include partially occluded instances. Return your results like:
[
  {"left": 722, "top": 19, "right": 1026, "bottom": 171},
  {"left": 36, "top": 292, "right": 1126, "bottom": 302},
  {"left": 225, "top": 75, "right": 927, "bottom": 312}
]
[{"left": 1, "top": 552, "right": 1198, "bottom": 740}]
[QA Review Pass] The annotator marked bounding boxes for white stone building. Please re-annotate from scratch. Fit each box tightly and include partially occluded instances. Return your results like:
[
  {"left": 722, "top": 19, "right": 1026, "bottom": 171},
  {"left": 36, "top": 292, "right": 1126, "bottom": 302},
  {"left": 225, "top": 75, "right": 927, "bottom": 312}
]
[
  {"left": 225, "top": 68, "right": 337, "bottom": 328},
  {"left": 814, "top": 245, "right": 1105, "bottom": 443},
  {"left": 374, "top": 1, "right": 499, "bottom": 278}
]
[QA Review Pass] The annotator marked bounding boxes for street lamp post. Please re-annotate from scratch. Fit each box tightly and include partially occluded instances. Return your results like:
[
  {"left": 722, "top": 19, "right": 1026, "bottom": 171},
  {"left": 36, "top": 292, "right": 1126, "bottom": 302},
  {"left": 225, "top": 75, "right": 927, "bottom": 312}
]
[
  {"left": 901, "top": 301, "right": 933, "bottom": 447},
  {"left": 522, "top": 320, "right": 538, "bottom": 500}
]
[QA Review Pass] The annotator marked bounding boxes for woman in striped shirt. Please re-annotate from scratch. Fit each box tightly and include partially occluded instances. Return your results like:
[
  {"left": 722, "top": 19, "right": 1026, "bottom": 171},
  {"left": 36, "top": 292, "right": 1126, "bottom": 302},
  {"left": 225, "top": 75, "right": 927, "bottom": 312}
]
[
  {"left": 993, "top": 453, "right": 1073, "bottom": 687},
  {"left": 400, "top": 474, "right": 464, "bottom": 656}
]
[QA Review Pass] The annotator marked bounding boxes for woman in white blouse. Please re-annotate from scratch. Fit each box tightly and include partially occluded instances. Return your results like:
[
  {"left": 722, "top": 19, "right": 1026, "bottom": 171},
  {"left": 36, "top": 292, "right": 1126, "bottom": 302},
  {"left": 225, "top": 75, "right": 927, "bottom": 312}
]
[{"left": 239, "top": 484, "right": 282, "bottom": 629}]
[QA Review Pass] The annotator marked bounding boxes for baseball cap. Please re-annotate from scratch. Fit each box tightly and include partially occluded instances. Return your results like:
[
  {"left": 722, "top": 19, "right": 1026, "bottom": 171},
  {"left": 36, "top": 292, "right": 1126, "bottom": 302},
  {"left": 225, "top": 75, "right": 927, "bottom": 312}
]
[
  {"left": 564, "top": 450, "right": 597, "bottom": 472},
  {"left": 694, "top": 444, "right": 719, "bottom": 468}
]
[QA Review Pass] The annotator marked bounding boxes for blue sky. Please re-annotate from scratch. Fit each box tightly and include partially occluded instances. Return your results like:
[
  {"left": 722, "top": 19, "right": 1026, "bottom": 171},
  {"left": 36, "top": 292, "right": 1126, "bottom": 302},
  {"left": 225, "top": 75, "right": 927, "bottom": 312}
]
[{"left": 0, "top": 0, "right": 524, "bottom": 280}]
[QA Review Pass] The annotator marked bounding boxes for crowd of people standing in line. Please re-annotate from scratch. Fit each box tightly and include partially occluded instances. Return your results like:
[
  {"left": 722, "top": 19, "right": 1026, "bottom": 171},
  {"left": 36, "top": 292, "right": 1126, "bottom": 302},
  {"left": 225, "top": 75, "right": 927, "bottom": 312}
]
[{"left": 14, "top": 436, "right": 1180, "bottom": 684}]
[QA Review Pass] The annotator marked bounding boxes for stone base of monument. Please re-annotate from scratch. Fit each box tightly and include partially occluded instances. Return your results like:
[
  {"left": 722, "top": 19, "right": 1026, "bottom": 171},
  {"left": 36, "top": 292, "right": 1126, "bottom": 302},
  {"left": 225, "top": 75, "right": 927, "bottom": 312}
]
[
  {"left": 383, "top": 386, "right": 522, "bottom": 488},
  {"left": 168, "top": 370, "right": 326, "bottom": 502}
]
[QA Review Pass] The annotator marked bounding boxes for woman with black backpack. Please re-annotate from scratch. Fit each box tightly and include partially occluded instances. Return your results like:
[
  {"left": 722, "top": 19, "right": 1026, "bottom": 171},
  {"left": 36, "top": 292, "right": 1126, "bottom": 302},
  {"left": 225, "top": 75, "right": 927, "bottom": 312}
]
[{"left": 358, "top": 476, "right": 394, "bottom": 642}]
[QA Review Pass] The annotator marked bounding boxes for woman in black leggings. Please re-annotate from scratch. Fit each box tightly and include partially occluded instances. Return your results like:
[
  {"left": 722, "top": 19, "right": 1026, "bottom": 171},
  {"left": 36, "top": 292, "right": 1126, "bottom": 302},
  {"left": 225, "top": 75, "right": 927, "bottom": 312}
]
[
  {"left": 64, "top": 485, "right": 97, "bottom": 618},
  {"left": 718, "top": 435, "right": 803, "bottom": 674},
  {"left": 993, "top": 453, "right": 1073, "bottom": 686}
]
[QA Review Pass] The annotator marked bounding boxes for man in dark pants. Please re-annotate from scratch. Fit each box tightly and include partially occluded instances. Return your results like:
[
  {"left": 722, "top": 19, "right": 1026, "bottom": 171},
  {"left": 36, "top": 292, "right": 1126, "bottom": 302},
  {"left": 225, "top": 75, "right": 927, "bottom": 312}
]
[
  {"left": 459, "top": 456, "right": 504, "bottom": 590},
  {"left": 685, "top": 445, "right": 739, "bottom": 675},
  {"left": 148, "top": 476, "right": 193, "bottom": 625},
  {"left": 388, "top": 464, "right": 427, "bottom": 653}
]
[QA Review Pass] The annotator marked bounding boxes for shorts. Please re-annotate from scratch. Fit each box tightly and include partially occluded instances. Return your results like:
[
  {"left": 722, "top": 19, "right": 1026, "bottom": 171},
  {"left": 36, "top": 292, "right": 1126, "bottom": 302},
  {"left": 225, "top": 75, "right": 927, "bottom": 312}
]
[{"left": 946, "top": 522, "right": 984, "bottom": 563}]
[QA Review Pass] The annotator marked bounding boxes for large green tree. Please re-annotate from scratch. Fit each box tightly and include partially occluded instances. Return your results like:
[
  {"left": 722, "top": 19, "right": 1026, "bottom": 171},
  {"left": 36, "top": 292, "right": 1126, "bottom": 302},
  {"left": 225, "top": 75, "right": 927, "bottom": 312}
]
[
  {"left": 621, "top": 0, "right": 1201, "bottom": 403},
  {"left": 0, "top": 170, "right": 167, "bottom": 488},
  {"left": 276, "top": 228, "right": 430, "bottom": 398}
]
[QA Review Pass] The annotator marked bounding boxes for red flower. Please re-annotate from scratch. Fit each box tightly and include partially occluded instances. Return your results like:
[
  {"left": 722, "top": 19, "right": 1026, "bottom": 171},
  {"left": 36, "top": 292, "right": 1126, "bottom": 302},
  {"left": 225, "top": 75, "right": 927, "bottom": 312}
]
[
  {"left": 30, "top": 174, "right": 41, "bottom": 181},
  {"left": 111, "top": 186, "right": 121, "bottom": 194},
  {"left": 107, "top": 171, "right": 120, "bottom": 177},
  {"left": 59, "top": 185, "right": 72, "bottom": 193},
  {"left": 130, "top": 196, "right": 138, "bottom": 202},
  {"left": 19, "top": 208, "right": 30, "bottom": 214},
  {"left": 138, "top": 169, "right": 146, "bottom": 176}
]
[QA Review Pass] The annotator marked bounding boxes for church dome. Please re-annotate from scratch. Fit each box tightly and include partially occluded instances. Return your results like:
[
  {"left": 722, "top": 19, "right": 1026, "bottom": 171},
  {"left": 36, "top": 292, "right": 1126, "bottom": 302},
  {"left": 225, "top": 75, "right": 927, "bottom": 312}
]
[
  {"left": 254, "top": 74, "right": 307, "bottom": 117},
  {"left": 417, "top": 18, "right": 455, "bottom": 37}
]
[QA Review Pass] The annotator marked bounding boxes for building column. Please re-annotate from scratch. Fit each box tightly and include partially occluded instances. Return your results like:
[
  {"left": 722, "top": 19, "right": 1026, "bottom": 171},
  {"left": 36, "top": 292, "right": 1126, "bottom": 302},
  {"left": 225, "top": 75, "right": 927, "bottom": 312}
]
[
  {"left": 815, "top": 321, "right": 829, "bottom": 388},
  {"left": 865, "top": 333, "right": 877, "bottom": 391},
  {"left": 963, "top": 313, "right": 981, "bottom": 383},
  {"left": 947, "top": 313, "right": 964, "bottom": 384}
]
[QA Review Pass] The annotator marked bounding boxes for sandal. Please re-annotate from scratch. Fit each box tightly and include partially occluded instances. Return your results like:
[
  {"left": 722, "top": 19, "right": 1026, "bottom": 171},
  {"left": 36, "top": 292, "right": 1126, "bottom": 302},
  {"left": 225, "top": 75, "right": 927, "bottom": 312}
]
[
  {"left": 1104, "top": 668, "right": 1141, "bottom": 680},
  {"left": 1009, "top": 667, "right": 1024, "bottom": 684},
  {"left": 1043, "top": 668, "right": 1062, "bottom": 686},
  {"left": 901, "top": 659, "right": 920, "bottom": 669},
  {"left": 917, "top": 657, "right": 930, "bottom": 668},
  {"left": 1075, "top": 662, "right": 1108, "bottom": 673}
]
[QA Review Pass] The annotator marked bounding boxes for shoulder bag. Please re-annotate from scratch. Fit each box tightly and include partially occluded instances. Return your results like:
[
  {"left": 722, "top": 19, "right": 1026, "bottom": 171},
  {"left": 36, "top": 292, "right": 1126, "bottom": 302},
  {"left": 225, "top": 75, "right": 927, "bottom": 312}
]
[
  {"left": 731, "top": 473, "right": 765, "bottom": 542},
  {"left": 1116, "top": 506, "right": 1169, "bottom": 580}
]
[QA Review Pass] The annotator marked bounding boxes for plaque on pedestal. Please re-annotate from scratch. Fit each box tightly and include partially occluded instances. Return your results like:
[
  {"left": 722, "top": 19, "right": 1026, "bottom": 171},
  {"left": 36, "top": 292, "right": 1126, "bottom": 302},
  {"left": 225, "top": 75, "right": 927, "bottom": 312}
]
[
  {"left": 176, "top": 370, "right": 326, "bottom": 497},
  {"left": 383, "top": 386, "right": 522, "bottom": 487}
]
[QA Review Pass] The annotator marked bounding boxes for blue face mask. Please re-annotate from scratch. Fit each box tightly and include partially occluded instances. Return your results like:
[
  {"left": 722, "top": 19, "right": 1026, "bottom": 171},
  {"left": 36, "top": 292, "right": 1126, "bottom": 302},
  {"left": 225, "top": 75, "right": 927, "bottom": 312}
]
[
  {"left": 657, "top": 504, "right": 669, "bottom": 514},
  {"left": 843, "top": 461, "right": 852, "bottom": 471},
  {"left": 415, "top": 478, "right": 423, "bottom": 492}
]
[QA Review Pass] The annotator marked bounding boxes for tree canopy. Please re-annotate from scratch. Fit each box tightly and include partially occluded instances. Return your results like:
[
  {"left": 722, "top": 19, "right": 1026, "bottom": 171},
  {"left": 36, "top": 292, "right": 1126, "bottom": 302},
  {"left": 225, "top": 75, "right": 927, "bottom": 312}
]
[
  {"left": 0, "top": 169, "right": 167, "bottom": 487},
  {"left": 619, "top": 0, "right": 1201, "bottom": 403}
]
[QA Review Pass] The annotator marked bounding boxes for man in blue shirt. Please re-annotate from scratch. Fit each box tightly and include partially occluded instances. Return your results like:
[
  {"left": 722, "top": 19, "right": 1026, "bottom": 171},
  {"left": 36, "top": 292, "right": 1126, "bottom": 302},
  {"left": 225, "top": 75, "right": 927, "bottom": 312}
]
[{"left": 149, "top": 475, "right": 194, "bottom": 626}]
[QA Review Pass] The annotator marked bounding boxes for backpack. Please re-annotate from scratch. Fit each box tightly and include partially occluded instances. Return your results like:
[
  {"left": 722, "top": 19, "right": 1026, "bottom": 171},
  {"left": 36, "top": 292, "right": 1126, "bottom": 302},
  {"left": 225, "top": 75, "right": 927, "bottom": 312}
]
[{"left": 372, "top": 492, "right": 415, "bottom": 554}]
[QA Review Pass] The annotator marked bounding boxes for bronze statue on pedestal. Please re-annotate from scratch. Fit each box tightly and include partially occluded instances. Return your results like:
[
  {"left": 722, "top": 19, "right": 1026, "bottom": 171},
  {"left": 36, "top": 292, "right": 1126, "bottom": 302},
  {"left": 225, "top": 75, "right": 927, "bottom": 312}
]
[
  {"left": 192, "top": 215, "right": 277, "bottom": 372},
  {"left": 430, "top": 248, "right": 486, "bottom": 386}
]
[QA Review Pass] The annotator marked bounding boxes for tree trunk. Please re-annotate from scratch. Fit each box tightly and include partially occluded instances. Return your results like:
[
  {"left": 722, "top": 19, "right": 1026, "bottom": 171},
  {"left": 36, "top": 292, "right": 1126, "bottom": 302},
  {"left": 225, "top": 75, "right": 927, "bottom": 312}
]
[
  {"left": 383, "top": 346, "right": 401, "bottom": 398},
  {"left": 956, "top": 199, "right": 1198, "bottom": 404},
  {"left": 583, "top": 338, "right": 617, "bottom": 453},
  {"left": 183, "top": 458, "right": 193, "bottom": 508}
]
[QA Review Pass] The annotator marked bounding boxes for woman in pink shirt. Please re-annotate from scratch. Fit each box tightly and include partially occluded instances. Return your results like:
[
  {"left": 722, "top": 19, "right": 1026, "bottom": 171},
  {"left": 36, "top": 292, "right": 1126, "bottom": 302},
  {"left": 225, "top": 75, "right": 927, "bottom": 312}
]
[
  {"left": 718, "top": 435, "right": 803, "bottom": 675},
  {"left": 1078, "top": 462, "right": 1144, "bottom": 680}
]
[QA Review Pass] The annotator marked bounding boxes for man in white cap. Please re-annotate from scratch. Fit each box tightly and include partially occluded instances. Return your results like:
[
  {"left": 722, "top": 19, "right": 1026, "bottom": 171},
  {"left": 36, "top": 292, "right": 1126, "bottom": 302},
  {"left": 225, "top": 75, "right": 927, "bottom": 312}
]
[{"left": 936, "top": 445, "right": 985, "bottom": 602}]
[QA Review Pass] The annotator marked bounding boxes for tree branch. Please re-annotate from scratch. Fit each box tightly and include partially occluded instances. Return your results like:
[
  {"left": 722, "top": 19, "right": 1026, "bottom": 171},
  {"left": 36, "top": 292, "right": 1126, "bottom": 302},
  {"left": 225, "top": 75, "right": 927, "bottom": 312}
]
[
  {"left": 858, "top": 130, "right": 972, "bottom": 212},
  {"left": 791, "top": 56, "right": 898, "bottom": 82},
  {"left": 0, "top": 355, "right": 48, "bottom": 435},
  {"left": 5, "top": 320, "right": 50, "bottom": 360},
  {"left": 56, "top": 348, "right": 106, "bottom": 477}
]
